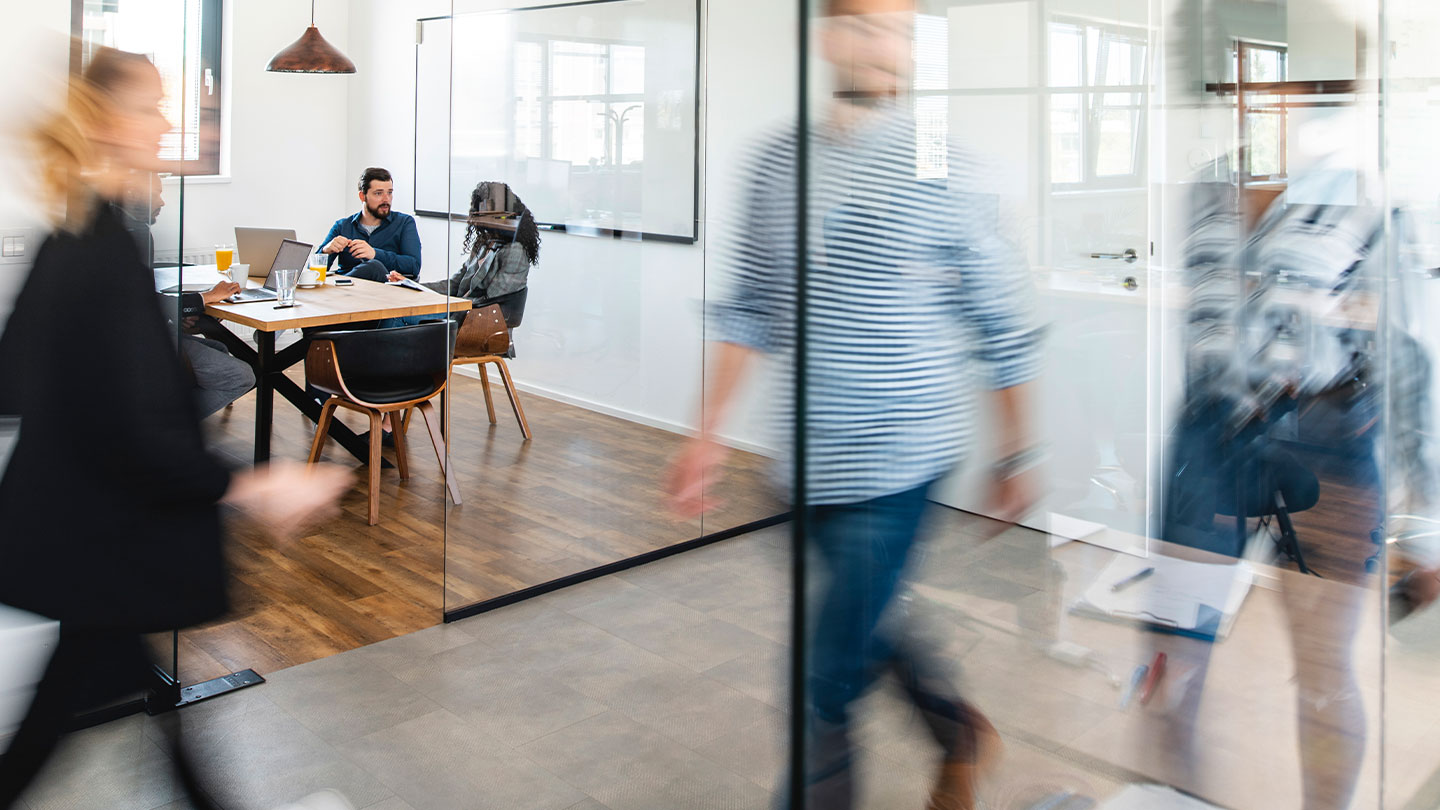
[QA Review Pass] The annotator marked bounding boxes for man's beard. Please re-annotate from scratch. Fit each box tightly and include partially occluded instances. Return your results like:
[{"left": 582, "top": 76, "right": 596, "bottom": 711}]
[{"left": 366, "top": 203, "right": 390, "bottom": 220}]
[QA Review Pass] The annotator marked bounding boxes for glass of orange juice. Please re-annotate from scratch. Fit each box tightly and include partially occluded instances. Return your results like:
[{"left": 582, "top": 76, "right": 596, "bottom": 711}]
[
  {"left": 308, "top": 253, "right": 329, "bottom": 284},
  {"left": 214, "top": 244, "right": 235, "bottom": 277}
]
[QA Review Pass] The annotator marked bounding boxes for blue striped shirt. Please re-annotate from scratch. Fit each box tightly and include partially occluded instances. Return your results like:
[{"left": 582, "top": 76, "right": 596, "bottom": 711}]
[{"left": 711, "top": 110, "right": 1042, "bottom": 505}]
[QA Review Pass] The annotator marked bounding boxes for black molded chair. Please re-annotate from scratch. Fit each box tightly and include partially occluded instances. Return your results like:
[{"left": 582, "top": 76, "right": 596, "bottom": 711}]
[
  {"left": 1218, "top": 444, "right": 1321, "bottom": 574},
  {"left": 305, "top": 322, "right": 462, "bottom": 524}
]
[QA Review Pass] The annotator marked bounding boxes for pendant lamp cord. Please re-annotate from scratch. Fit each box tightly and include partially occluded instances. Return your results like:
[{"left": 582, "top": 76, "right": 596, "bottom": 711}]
[{"left": 310, "top": 0, "right": 316, "bottom": 26}]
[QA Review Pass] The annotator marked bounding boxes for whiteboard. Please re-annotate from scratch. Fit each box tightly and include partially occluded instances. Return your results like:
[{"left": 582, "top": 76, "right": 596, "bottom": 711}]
[{"left": 415, "top": 0, "right": 699, "bottom": 242}]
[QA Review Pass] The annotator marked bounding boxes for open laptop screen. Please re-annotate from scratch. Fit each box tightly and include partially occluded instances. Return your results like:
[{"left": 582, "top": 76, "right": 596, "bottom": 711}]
[{"left": 263, "top": 239, "right": 313, "bottom": 290}]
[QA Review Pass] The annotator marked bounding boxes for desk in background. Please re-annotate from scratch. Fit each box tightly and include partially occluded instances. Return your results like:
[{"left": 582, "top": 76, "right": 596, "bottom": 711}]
[{"left": 158, "top": 267, "right": 470, "bottom": 463}]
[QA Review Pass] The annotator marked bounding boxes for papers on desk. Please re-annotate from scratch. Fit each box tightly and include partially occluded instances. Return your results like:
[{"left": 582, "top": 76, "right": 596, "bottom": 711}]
[
  {"left": 1100, "top": 784, "right": 1225, "bottom": 810},
  {"left": 158, "top": 282, "right": 215, "bottom": 293},
  {"left": 154, "top": 264, "right": 226, "bottom": 294},
  {"left": 1071, "top": 552, "right": 1253, "bottom": 641},
  {"left": 1047, "top": 512, "right": 1106, "bottom": 549}
]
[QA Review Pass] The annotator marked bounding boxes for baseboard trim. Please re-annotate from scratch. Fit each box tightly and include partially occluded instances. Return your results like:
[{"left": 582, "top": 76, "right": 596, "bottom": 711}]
[
  {"left": 443, "top": 512, "right": 791, "bottom": 623},
  {"left": 448, "top": 365, "right": 778, "bottom": 458}
]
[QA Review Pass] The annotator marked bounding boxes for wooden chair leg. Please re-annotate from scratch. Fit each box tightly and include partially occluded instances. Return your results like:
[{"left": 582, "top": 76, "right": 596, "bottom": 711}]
[
  {"left": 401, "top": 407, "right": 413, "bottom": 435},
  {"left": 391, "top": 409, "right": 410, "bottom": 481},
  {"left": 494, "top": 359, "right": 532, "bottom": 440},
  {"left": 367, "top": 410, "right": 383, "bottom": 525},
  {"left": 307, "top": 399, "right": 337, "bottom": 463},
  {"left": 477, "top": 363, "right": 498, "bottom": 425},
  {"left": 417, "top": 400, "right": 463, "bottom": 506}
]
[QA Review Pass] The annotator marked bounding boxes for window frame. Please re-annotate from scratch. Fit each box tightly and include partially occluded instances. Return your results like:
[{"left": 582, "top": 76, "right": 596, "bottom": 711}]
[
  {"left": 1233, "top": 40, "right": 1289, "bottom": 183},
  {"left": 514, "top": 33, "right": 647, "bottom": 169},
  {"left": 73, "top": 0, "right": 225, "bottom": 177},
  {"left": 1046, "top": 17, "right": 1151, "bottom": 192}
]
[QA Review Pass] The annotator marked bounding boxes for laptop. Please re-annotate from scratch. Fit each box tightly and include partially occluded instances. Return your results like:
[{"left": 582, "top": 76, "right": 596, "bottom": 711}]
[
  {"left": 227, "top": 238, "right": 313, "bottom": 303},
  {"left": 235, "top": 226, "right": 298, "bottom": 279}
]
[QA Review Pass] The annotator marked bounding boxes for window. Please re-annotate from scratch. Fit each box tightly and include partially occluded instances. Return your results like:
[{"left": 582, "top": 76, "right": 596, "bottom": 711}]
[
  {"left": 507, "top": 35, "right": 647, "bottom": 227},
  {"left": 913, "top": 13, "right": 949, "bottom": 180},
  {"left": 1231, "top": 41, "right": 1288, "bottom": 181},
  {"left": 75, "top": 0, "right": 224, "bottom": 177},
  {"left": 1048, "top": 19, "right": 1149, "bottom": 188},
  {"left": 514, "top": 37, "right": 646, "bottom": 169}
]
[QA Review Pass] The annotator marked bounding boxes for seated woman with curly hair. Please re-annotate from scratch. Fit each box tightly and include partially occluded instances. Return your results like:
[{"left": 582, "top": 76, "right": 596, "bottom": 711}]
[{"left": 382, "top": 181, "right": 539, "bottom": 329}]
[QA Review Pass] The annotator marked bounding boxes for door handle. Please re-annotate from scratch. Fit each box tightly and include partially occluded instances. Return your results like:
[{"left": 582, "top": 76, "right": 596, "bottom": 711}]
[{"left": 1090, "top": 248, "right": 1139, "bottom": 263}]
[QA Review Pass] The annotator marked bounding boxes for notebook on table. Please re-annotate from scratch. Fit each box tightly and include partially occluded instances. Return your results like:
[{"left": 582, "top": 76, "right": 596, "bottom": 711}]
[{"left": 1071, "top": 552, "right": 1254, "bottom": 642}]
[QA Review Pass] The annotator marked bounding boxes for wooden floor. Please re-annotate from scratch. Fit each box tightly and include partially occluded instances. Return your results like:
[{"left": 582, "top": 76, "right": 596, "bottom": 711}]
[{"left": 172, "top": 367, "right": 779, "bottom": 684}]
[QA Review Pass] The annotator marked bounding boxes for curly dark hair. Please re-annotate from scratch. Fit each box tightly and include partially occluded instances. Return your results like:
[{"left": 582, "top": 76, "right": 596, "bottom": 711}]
[{"left": 462, "top": 182, "right": 540, "bottom": 267}]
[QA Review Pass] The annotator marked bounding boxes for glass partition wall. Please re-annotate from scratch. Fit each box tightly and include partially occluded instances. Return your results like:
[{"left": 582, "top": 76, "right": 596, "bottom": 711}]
[
  {"left": 17, "top": 0, "right": 1440, "bottom": 806},
  {"left": 83, "top": 0, "right": 454, "bottom": 705},
  {"left": 787, "top": 0, "right": 1439, "bottom": 808},
  {"left": 1380, "top": 2, "right": 1440, "bottom": 806},
  {"left": 437, "top": 0, "right": 784, "bottom": 620},
  {"left": 75, "top": 0, "right": 199, "bottom": 709}
]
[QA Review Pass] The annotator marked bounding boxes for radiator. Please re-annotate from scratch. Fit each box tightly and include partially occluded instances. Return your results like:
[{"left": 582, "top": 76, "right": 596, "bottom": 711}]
[{"left": 154, "top": 248, "right": 215, "bottom": 266}]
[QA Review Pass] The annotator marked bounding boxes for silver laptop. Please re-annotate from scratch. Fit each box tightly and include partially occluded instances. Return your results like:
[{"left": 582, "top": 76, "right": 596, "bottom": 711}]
[
  {"left": 235, "top": 226, "right": 298, "bottom": 279},
  {"left": 227, "top": 239, "right": 313, "bottom": 303}
]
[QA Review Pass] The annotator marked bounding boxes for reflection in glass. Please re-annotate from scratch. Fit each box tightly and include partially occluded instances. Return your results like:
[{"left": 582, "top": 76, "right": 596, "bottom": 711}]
[
  {"left": 1096, "top": 94, "right": 1140, "bottom": 177},
  {"left": 78, "top": 0, "right": 221, "bottom": 175},
  {"left": 1048, "top": 21, "right": 1148, "bottom": 188},
  {"left": 1050, "top": 22, "right": 1083, "bottom": 87},
  {"left": 1050, "top": 93, "right": 1084, "bottom": 184},
  {"left": 448, "top": 0, "right": 694, "bottom": 238}
]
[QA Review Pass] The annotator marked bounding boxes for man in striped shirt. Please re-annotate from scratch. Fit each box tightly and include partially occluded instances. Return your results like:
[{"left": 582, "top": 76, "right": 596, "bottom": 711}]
[{"left": 668, "top": 0, "right": 1043, "bottom": 806}]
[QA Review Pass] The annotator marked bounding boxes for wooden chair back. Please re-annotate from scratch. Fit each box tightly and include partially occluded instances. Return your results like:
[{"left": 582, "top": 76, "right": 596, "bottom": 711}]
[{"left": 454, "top": 304, "right": 510, "bottom": 358}]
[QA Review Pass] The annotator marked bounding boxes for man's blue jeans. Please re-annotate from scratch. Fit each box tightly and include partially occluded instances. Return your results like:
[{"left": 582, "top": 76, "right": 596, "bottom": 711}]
[{"left": 804, "top": 479, "right": 981, "bottom": 807}]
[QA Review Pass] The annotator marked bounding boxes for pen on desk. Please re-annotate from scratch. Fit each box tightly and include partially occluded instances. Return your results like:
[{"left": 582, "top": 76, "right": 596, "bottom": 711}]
[
  {"left": 1110, "top": 566, "right": 1156, "bottom": 592},
  {"left": 1119, "top": 664, "right": 1148, "bottom": 709},
  {"left": 1138, "top": 652, "right": 1166, "bottom": 705}
]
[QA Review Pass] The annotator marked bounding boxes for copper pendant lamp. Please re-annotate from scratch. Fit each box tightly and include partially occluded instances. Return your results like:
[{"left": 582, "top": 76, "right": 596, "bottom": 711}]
[{"left": 266, "top": 0, "right": 356, "bottom": 74}]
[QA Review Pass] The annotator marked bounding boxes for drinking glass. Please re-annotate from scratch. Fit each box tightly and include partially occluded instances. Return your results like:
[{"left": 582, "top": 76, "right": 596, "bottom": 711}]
[
  {"left": 309, "top": 253, "right": 329, "bottom": 284},
  {"left": 214, "top": 244, "right": 234, "bottom": 276},
  {"left": 273, "top": 267, "right": 300, "bottom": 307}
]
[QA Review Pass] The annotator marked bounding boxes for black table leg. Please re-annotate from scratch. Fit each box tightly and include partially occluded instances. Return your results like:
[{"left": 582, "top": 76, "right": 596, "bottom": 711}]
[
  {"left": 208, "top": 323, "right": 388, "bottom": 467},
  {"left": 254, "top": 331, "right": 275, "bottom": 464}
]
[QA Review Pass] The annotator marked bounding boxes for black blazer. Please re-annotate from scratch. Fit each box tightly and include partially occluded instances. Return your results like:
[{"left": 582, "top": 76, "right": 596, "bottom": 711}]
[{"left": 0, "top": 204, "right": 231, "bottom": 632}]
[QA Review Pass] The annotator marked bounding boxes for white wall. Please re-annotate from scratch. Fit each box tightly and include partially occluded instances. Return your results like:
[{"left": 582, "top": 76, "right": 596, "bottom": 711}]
[
  {"left": 0, "top": 6, "right": 73, "bottom": 332},
  {"left": 151, "top": 0, "right": 357, "bottom": 264},
  {"left": 345, "top": 0, "right": 449, "bottom": 229},
  {"left": 0, "top": 0, "right": 69, "bottom": 742}
]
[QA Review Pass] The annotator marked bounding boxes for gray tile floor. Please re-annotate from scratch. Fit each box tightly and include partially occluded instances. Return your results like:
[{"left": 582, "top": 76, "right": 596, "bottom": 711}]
[
  {"left": 15, "top": 529, "right": 798, "bottom": 810},
  {"left": 15, "top": 521, "right": 1101, "bottom": 810},
  {"left": 18, "top": 510, "right": 1433, "bottom": 810}
]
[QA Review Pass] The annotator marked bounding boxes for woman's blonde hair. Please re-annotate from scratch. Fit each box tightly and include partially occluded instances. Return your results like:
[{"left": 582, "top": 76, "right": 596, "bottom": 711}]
[{"left": 31, "top": 46, "right": 156, "bottom": 231}]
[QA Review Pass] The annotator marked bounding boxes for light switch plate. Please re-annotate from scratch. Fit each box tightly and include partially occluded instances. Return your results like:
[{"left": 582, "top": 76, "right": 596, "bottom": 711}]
[{"left": 0, "top": 230, "right": 31, "bottom": 265}]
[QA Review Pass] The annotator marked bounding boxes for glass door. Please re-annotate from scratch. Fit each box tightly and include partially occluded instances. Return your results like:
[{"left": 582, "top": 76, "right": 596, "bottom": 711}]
[
  {"left": 926, "top": 0, "right": 1160, "bottom": 554},
  {"left": 437, "top": 0, "right": 722, "bottom": 619},
  {"left": 791, "top": 0, "right": 1391, "bottom": 808}
]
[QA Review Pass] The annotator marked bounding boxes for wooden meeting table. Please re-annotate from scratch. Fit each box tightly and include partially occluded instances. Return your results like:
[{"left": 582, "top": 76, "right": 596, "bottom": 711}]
[{"left": 158, "top": 267, "right": 470, "bottom": 463}]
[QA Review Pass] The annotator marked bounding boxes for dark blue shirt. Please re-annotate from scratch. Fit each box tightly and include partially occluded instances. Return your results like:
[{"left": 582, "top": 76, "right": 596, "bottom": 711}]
[{"left": 319, "top": 210, "right": 422, "bottom": 278}]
